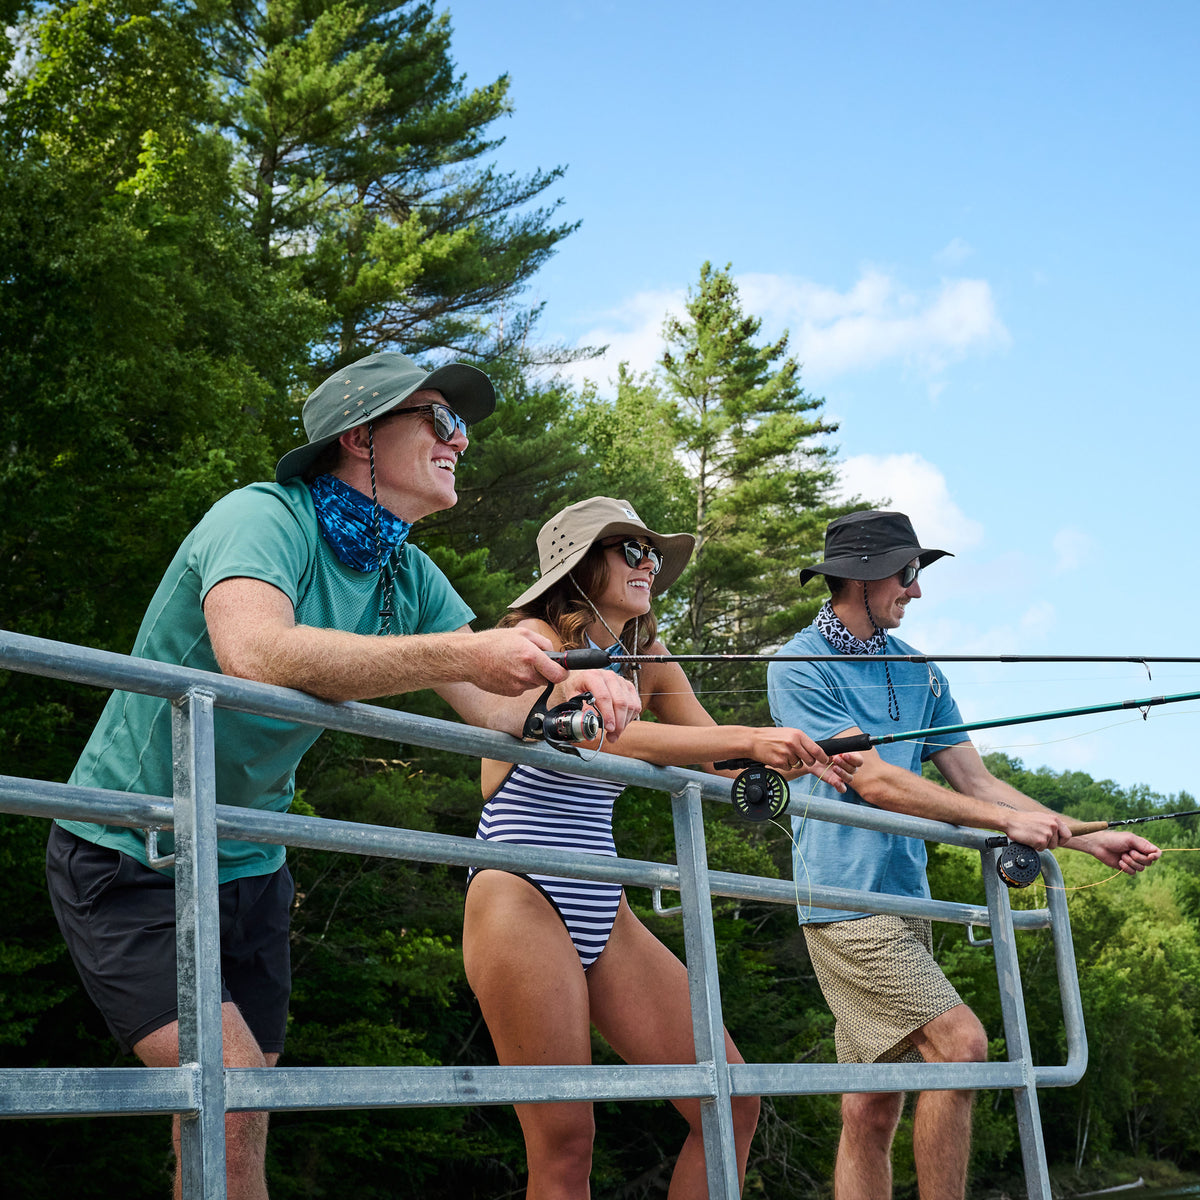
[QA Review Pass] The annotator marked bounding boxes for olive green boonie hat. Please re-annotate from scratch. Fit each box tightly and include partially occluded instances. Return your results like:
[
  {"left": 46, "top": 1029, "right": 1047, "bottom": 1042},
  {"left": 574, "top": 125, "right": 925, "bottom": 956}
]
[
  {"left": 509, "top": 496, "right": 696, "bottom": 609},
  {"left": 275, "top": 351, "right": 496, "bottom": 482}
]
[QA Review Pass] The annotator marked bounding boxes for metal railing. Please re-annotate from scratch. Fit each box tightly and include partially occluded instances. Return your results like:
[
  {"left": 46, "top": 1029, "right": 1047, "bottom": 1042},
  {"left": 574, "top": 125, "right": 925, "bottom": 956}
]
[{"left": 0, "top": 630, "right": 1086, "bottom": 1199}]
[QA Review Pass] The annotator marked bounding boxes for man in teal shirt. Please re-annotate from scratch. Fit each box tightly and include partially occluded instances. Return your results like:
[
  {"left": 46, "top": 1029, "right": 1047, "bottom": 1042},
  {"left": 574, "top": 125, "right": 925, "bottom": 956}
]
[{"left": 46, "top": 352, "right": 639, "bottom": 1200}]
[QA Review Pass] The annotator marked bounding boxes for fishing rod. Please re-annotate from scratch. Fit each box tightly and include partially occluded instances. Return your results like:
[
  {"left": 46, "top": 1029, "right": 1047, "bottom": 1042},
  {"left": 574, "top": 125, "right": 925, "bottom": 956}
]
[
  {"left": 811, "top": 686, "right": 1200, "bottom": 758},
  {"left": 984, "top": 802, "right": 1200, "bottom": 889},
  {"left": 707, "top": 688, "right": 1200, "bottom": 885},
  {"left": 549, "top": 649, "right": 1200, "bottom": 669},
  {"left": 709, "top": 687, "right": 1200, "bottom": 821}
]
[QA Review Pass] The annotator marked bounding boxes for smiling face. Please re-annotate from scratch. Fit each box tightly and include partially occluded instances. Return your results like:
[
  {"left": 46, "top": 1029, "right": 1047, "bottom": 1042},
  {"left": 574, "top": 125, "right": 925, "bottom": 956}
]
[
  {"left": 582, "top": 537, "right": 658, "bottom": 631},
  {"left": 334, "top": 388, "right": 468, "bottom": 522},
  {"left": 862, "top": 558, "right": 923, "bottom": 629}
]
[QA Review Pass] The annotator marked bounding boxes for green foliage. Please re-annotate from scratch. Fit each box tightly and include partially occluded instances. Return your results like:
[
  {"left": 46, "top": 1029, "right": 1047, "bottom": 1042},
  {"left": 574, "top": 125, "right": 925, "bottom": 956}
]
[
  {"left": 589, "top": 262, "right": 871, "bottom": 724},
  {"left": 922, "top": 758, "right": 1200, "bottom": 1187},
  {"left": 0, "top": 0, "right": 322, "bottom": 783},
  {"left": 5, "top": 5, "right": 1200, "bottom": 1197},
  {"left": 205, "top": 0, "right": 577, "bottom": 367}
]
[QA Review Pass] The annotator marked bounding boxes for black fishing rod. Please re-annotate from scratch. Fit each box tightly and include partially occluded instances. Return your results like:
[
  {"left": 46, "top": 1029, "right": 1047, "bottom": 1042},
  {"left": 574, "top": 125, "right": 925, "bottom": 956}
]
[{"left": 549, "top": 649, "right": 1200, "bottom": 669}]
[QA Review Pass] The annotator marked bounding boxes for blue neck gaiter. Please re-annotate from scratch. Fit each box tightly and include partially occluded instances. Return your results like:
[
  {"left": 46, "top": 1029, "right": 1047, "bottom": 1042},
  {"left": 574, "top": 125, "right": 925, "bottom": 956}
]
[{"left": 309, "top": 474, "right": 411, "bottom": 573}]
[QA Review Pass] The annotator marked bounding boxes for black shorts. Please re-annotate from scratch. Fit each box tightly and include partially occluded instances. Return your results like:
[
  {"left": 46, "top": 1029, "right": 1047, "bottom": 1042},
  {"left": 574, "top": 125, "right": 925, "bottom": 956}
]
[{"left": 45, "top": 823, "right": 293, "bottom": 1056}]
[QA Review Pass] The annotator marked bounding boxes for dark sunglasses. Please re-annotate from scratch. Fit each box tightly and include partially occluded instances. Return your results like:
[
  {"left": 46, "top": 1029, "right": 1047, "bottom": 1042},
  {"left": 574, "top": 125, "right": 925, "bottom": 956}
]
[
  {"left": 601, "top": 537, "right": 663, "bottom": 574},
  {"left": 389, "top": 402, "right": 469, "bottom": 444},
  {"left": 897, "top": 563, "right": 922, "bottom": 587}
]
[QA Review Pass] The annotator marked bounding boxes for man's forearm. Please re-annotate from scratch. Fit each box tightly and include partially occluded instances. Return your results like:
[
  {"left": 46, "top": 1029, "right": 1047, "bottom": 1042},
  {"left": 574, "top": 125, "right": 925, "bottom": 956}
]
[{"left": 234, "top": 624, "right": 482, "bottom": 702}]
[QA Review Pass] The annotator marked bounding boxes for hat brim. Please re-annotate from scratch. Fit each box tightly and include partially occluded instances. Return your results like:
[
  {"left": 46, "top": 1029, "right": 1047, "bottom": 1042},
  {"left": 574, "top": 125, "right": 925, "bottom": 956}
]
[
  {"left": 800, "top": 546, "right": 952, "bottom": 586},
  {"left": 509, "top": 521, "right": 696, "bottom": 610},
  {"left": 275, "top": 361, "right": 497, "bottom": 482}
]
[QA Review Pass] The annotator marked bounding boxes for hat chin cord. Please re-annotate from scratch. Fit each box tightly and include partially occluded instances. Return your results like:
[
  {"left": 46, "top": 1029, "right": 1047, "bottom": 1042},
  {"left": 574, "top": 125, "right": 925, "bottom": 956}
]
[
  {"left": 569, "top": 575, "right": 639, "bottom": 673},
  {"left": 367, "top": 422, "right": 394, "bottom": 635},
  {"left": 861, "top": 583, "right": 900, "bottom": 723}
]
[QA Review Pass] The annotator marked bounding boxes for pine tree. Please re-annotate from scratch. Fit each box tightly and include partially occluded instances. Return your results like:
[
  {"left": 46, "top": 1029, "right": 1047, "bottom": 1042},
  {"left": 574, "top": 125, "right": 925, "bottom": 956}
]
[
  {"left": 654, "top": 262, "right": 852, "bottom": 719},
  {"left": 204, "top": 0, "right": 578, "bottom": 369}
]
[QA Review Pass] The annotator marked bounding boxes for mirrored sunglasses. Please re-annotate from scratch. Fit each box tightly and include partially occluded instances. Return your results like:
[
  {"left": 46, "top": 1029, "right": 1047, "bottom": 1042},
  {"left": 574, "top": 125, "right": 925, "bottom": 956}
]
[
  {"left": 898, "top": 563, "right": 922, "bottom": 587},
  {"left": 602, "top": 537, "right": 663, "bottom": 574},
  {"left": 391, "top": 402, "right": 469, "bottom": 443}
]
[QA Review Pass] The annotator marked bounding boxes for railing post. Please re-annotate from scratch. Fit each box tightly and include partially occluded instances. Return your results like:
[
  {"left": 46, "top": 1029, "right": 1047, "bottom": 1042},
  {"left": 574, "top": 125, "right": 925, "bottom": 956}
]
[
  {"left": 982, "top": 846, "right": 1051, "bottom": 1200},
  {"left": 670, "top": 780, "right": 739, "bottom": 1200},
  {"left": 173, "top": 688, "right": 227, "bottom": 1199}
]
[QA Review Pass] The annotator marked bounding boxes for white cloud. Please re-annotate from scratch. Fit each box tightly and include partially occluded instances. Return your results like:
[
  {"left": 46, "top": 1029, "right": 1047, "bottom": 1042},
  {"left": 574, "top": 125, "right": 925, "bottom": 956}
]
[
  {"left": 935, "top": 237, "right": 975, "bottom": 267},
  {"left": 1052, "top": 527, "right": 1094, "bottom": 573},
  {"left": 558, "top": 287, "right": 687, "bottom": 391},
  {"left": 559, "top": 267, "right": 1011, "bottom": 394},
  {"left": 833, "top": 452, "right": 985, "bottom": 551},
  {"left": 738, "top": 269, "right": 1011, "bottom": 381}
]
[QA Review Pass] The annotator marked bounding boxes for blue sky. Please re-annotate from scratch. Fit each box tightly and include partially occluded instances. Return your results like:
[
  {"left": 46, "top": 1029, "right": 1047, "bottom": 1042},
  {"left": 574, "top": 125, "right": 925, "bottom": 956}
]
[{"left": 445, "top": 0, "right": 1199, "bottom": 800}]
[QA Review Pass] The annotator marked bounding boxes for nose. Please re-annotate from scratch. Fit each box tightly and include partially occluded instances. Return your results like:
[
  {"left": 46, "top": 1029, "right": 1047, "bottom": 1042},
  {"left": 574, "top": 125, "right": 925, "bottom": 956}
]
[
  {"left": 906, "top": 579, "right": 922, "bottom": 598},
  {"left": 449, "top": 426, "right": 468, "bottom": 453}
]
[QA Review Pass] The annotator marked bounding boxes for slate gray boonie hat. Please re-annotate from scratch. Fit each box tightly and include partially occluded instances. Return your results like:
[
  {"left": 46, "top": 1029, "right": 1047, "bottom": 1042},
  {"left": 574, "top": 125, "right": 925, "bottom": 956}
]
[
  {"left": 275, "top": 351, "right": 496, "bottom": 482},
  {"left": 800, "top": 510, "right": 952, "bottom": 586},
  {"left": 509, "top": 497, "right": 696, "bottom": 609}
]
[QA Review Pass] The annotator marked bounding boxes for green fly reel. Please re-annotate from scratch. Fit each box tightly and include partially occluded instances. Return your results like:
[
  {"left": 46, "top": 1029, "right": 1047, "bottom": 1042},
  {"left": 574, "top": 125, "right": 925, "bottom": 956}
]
[{"left": 716, "top": 760, "right": 790, "bottom": 823}]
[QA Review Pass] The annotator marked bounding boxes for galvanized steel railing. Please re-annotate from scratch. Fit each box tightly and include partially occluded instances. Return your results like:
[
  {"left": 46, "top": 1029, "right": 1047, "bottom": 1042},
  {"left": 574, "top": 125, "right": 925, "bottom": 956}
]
[{"left": 0, "top": 629, "right": 1086, "bottom": 1199}]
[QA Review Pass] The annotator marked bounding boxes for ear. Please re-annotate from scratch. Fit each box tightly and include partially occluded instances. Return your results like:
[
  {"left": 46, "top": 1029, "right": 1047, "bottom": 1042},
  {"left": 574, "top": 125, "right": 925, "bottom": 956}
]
[{"left": 339, "top": 423, "right": 372, "bottom": 462}]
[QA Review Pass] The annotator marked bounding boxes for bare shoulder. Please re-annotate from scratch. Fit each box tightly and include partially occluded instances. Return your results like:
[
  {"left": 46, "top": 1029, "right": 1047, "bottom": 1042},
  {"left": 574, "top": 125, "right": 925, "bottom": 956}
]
[{"left": 509, "top": 616, "right": 563, "bottom": 650}]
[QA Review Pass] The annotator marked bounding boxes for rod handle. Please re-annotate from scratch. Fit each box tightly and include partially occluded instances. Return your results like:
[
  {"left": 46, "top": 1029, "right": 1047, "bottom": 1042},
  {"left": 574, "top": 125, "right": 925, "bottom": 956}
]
[
  {"left": 1065, "top": 819, "right": 1110, "bottom": 836},
  {"left": 816, "top": 733, "right": 875, "bottom": 756},
  {"left": 549, "top": 648, "right": 614, "bottom": 670}
]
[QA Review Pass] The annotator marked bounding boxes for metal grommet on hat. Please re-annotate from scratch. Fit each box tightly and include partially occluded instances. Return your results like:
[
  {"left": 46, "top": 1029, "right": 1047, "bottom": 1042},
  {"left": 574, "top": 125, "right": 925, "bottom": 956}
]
[{"left": 799, "top": 510, "right": 952, "bottom": 586}]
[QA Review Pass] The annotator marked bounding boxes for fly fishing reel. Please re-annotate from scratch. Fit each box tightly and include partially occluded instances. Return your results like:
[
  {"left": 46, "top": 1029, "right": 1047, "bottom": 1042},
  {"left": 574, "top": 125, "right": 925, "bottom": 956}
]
[
  {"left": 986, "top": 836, "right": 1043, "bottom": 888},
  {"left": 715, "top": 759, "right": 790, "bottom": 822}
]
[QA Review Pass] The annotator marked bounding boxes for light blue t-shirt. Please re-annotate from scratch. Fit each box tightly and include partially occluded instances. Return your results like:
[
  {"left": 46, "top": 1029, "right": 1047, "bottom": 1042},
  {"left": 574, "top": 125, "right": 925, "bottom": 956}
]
[
  {"left": 766, "top": 623, "right": 968, "bottom": 923},
  {"left": 60, "top": 480, "right": 474, "bottom": 882}
]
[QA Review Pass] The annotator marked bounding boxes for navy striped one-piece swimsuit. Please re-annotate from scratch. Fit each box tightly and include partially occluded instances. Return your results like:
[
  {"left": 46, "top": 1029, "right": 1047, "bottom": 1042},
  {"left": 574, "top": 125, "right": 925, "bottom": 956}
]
[{"left": 473, "top": 763, "right": 625, "bottom": 969}]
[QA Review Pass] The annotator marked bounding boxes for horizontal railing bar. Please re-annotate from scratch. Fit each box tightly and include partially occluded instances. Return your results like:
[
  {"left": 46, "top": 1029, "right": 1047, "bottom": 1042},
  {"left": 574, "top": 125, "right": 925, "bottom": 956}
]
[
  {"left": 1, "top": 1054, "right": 1065, "bottom": 1120},
  {"left": 0, "top": 776, "right": 1050, "bottom": 929},
  {"left": 0, "top": 1068, "right": 197, "bottom": 1117},
  {"left": 226, "top": 1064, "right": 717, "bottom": 1110},
  {"left": 731, "top": 1060, "right": 1029, "bottom": 1096},
  {"left": 0, "top": 631, "right": 998, "bottom": 851}
]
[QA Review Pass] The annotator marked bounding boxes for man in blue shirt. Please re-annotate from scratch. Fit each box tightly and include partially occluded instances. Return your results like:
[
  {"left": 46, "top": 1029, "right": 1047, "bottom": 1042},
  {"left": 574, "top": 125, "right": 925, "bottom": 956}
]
[
  {"left": 768, "top": 509, "right": 1159, "bottom": 1200},
  {"left": 46, "top": 351, "right": 640, "bottom": 1200}
]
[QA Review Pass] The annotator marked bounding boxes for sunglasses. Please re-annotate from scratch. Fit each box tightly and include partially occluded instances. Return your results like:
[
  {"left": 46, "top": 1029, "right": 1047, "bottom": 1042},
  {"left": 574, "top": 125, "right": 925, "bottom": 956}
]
[
  {"left": 389, "top": 402, "right": 469, "bottom": 444},
  {"left": 897, "top": 563, "right": 922, "bottom": 587},
  {"left": 601, "top": 537, "right": 664, "bottom": 575}
]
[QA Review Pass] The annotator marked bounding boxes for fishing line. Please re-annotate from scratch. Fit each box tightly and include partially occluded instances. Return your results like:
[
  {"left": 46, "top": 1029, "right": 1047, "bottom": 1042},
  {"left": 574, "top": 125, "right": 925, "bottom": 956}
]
[
  {"left": 1035, "top": 848, "right": 1200, "bottom": 893},
  {"left": 550, "top": 650, "right": 1200, "bottom": 669}
]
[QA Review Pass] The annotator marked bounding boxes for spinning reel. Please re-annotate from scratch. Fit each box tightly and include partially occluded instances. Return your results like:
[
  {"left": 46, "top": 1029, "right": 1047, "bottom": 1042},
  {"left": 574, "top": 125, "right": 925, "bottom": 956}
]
[
  {"left": 714, "top": 759, "right": 791, "bottom": 822},
  {"left": 522, "top": 684, "right": 602, "bottom": 756},
  {"left": 985, "top": 836, "right": 1043, "bottom": 888}
]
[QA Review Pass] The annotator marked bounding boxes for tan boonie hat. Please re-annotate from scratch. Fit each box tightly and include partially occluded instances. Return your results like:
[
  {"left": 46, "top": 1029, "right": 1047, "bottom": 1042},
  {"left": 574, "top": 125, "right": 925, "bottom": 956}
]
[
  {"left": 509, "top": 496, "right": 695, "bottom": 609},
  {"left": 275, "top": 351, "right": 496, "bottom": 482}
]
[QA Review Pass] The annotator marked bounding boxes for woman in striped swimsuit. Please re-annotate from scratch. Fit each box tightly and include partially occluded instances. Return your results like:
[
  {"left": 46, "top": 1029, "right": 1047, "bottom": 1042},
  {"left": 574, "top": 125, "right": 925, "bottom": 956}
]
[{"left": 463, "top": 496, "right": 857, "bottom": 1199}]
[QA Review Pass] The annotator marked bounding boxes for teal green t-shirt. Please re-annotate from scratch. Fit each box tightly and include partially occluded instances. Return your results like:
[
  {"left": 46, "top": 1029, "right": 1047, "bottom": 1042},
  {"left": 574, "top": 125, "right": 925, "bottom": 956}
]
[{"left": 60, "top": 480, "right": 474, "bottom": 882}]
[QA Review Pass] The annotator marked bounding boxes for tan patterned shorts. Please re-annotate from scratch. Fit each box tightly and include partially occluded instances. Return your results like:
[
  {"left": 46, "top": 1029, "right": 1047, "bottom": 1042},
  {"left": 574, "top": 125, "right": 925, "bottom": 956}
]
[{"left": 803, "top": 913, "right": 963, "bottom": 1065}]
